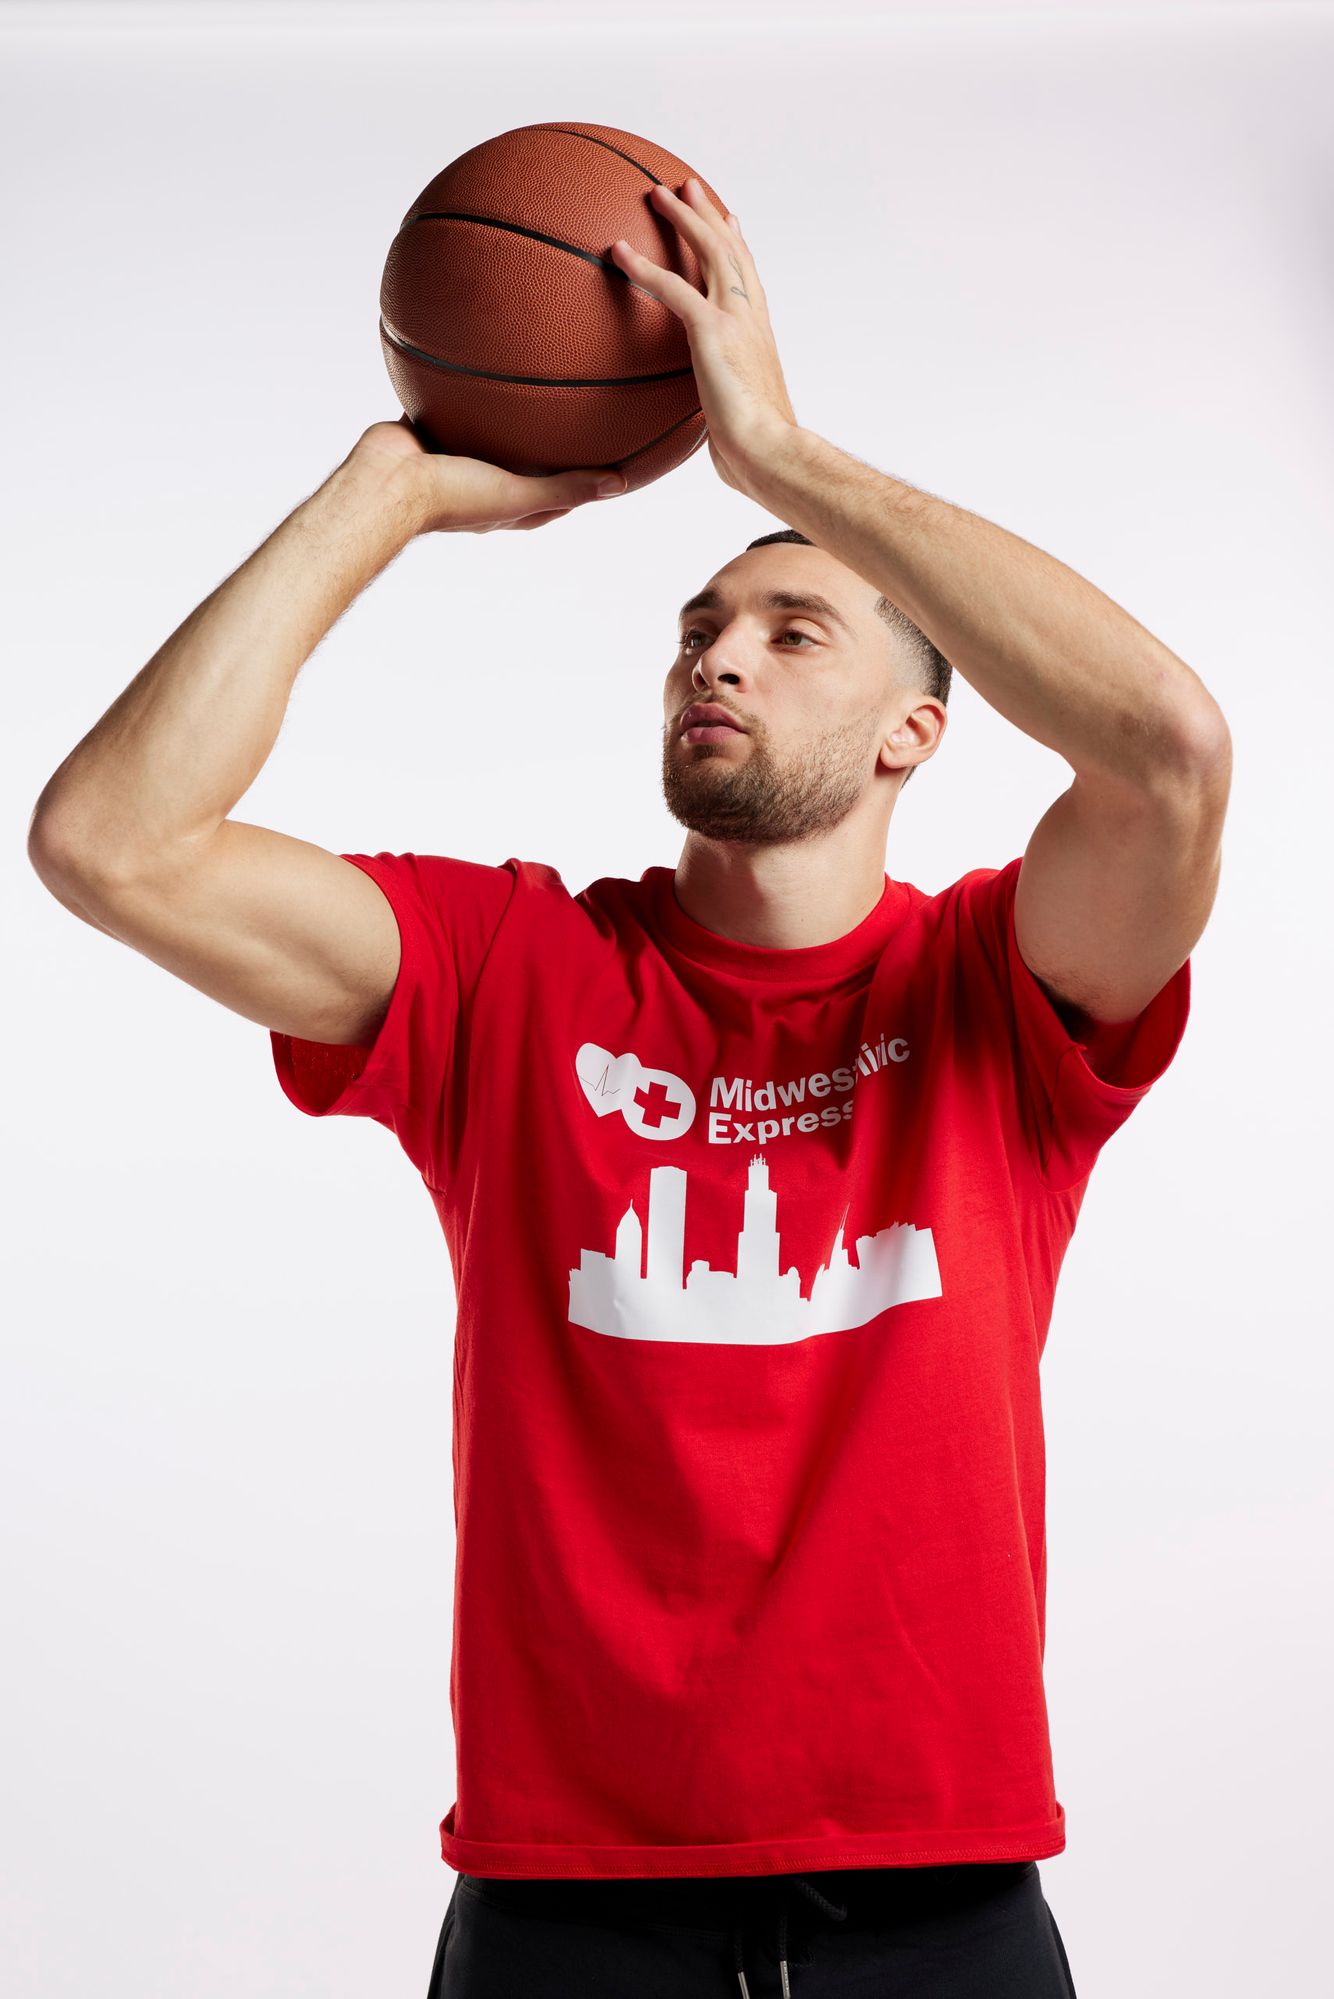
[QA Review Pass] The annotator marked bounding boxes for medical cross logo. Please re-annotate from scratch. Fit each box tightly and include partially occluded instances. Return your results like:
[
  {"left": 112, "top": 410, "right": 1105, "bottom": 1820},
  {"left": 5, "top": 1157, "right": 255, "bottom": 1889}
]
[{"left": 634, "top": 1076, "right": 683, "bottom": 1129}]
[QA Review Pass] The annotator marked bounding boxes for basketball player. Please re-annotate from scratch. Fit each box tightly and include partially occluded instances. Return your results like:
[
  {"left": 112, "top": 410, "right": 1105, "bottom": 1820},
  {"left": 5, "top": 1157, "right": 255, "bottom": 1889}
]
[{"left": 29, "top": 180, "right": 1230, "bottom": 1996}]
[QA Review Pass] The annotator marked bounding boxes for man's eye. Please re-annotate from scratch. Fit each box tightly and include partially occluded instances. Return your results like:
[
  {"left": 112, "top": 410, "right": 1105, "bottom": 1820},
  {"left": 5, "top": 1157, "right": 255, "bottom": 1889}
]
[{"left": 679, "top": 629, "right": 813, "bottom": 650}]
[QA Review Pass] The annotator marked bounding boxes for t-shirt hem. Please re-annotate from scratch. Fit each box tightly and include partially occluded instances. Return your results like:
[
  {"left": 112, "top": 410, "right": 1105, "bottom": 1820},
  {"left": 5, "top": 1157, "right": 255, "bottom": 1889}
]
[{"left": 439, "top": 1805, "right": 1066, "bottom": 1878}]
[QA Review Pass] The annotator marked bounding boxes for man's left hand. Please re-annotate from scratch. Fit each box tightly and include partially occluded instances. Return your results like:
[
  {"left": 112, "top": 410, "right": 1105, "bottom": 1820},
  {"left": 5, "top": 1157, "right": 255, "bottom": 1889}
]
[{"left": 610, "top": 180, "right": 798, "bottom": 495}]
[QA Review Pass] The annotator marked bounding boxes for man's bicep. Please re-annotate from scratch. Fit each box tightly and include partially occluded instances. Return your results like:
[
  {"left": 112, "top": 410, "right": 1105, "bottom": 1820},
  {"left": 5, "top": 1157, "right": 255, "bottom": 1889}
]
[
  {"left": 35, "top": 818, "right": 410, "bottom": 1047},
  {"left": 1013, "top": 760, "right": 1225, "bottom": 1026},
  {"left": 958, "top": 858, "right": 1192, "bottom": 1191},
  {"left": 269, "top": 849, "right": 518, "bottom": 1185}
]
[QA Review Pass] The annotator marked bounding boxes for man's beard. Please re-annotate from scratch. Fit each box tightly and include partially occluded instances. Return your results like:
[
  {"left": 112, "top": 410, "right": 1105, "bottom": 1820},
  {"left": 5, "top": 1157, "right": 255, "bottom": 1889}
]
[{"left": 660, "top": 710, "right": 881, "bottom": 846}]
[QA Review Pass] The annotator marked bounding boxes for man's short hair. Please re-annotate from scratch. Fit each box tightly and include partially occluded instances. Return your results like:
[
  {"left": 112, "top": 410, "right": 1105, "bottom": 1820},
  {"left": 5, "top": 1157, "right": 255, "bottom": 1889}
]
[{"left": 744, "top": 528, "right": 951, "bottom": 785}]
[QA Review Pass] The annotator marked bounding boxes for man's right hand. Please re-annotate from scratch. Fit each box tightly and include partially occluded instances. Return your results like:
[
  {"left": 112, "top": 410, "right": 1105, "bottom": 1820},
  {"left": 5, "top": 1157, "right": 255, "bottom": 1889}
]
[{"left": 350, "top": 415, "right": 628, "bottom": 534}]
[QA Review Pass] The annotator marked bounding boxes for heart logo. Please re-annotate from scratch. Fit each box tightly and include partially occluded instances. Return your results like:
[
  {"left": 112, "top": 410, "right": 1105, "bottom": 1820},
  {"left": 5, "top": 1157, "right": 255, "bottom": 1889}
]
[{"left": 575, "top": 1043, "right": 696, "bottom": 1140}]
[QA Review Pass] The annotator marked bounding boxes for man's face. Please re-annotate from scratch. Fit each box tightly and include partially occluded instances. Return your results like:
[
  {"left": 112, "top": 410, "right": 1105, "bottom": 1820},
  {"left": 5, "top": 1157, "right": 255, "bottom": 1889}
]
[{"left": 661, "top": 546, "right": 900, "bottom": 845}]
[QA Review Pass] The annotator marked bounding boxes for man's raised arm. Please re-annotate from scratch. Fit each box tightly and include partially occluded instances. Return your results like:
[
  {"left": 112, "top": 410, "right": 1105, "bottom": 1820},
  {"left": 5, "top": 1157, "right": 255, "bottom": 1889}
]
[
  {"left": 26, "top": 423, "right": 625, "bottom": 1047},
  {"left": 735, "top": 423, "right": 1232, "bottom": 1027}
]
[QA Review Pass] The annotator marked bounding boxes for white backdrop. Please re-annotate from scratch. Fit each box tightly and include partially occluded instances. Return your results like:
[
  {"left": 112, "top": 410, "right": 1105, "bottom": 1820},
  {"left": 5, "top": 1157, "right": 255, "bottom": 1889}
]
[{"left": 4, "top": 2, "right": 1330, "bottom": 1994}]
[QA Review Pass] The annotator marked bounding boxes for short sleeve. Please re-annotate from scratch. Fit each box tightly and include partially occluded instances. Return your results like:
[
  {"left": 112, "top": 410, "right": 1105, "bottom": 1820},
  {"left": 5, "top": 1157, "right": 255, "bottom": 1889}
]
[
  {"left": 269, "top": 851, "right": 517, "bottom": 1185},
  {"left": 957, "top": 856, "right": 1192, "bottom": 1192}
]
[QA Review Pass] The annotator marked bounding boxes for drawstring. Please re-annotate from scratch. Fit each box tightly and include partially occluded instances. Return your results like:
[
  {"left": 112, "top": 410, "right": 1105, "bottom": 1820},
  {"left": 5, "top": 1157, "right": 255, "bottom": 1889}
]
[{"left": 730, "top": 1873, "right": 849, "bottom": 1997}]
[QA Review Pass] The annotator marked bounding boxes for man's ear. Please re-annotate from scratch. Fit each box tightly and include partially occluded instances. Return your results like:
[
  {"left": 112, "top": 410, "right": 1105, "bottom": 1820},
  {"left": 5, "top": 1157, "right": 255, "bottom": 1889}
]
[{"left": 880, "top": 702, "right": 946, "bottom": 776}]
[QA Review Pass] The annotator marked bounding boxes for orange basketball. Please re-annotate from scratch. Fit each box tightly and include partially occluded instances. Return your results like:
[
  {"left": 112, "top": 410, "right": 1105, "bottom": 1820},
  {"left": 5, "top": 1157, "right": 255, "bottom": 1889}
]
[{"left": 378, "top": 122, "right": 730, "bottom": 493}]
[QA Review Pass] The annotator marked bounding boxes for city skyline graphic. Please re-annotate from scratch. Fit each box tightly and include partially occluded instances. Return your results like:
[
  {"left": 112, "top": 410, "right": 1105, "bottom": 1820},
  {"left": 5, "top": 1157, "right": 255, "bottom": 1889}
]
[{"left": 568, "top": 1153, "right": 941, "bottom": 1346}]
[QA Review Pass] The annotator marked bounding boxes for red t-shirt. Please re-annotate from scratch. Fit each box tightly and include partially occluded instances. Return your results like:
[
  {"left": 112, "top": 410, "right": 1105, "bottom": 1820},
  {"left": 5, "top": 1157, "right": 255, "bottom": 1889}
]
[{"left": 270, "top": 850, "right": 1190, "bottom": 1879}]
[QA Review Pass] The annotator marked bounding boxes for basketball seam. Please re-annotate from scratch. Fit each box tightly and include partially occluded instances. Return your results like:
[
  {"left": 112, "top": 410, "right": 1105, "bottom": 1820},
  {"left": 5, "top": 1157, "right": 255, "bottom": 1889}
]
[
  {"left": 617, "top": 407, "right": 707, "bottom": 467},
  {"left": 399, "top": 208, "right": 631, "bottom": 275},
  {"left": 393, "top": 209, "right": 684, "bottom": 325},
  {"left": 379, "top": 315, "right": 693, "bottom": 390},
  {"left": 535, "top": 125, "right": 663, "bottom": 184}
]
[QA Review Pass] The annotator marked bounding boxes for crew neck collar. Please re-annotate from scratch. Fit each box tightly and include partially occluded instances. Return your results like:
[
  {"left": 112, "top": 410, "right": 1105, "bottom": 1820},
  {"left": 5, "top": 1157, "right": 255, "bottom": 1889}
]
[{"left": 646, "top": 866, "right": 908, "bottom": 984}]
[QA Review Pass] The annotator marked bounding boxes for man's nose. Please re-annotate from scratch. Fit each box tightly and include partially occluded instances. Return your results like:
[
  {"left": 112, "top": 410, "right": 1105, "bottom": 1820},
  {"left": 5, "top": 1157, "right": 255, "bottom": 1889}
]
[{"left": 693, "top": 645, "right": 747, "bottom": 685}]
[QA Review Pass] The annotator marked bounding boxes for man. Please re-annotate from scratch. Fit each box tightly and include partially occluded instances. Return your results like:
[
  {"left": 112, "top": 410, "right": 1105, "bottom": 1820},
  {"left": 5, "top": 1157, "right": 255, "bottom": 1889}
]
[{"left": 29, "top": 179, "right": 1229, "bottom": 1997}]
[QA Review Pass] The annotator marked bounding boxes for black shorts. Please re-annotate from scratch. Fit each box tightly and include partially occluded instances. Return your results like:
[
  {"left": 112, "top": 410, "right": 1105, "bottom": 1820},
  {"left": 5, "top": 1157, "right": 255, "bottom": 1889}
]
[{"left": 425, "top": 1859, "right": 1078, "bottom": 1997}]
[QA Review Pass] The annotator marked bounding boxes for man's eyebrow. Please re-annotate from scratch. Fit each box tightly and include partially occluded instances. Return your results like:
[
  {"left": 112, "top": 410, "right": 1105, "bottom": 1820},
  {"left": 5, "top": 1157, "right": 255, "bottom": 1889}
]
[{"left": 675, "top": 587, "right": 854, "bottom": 636}]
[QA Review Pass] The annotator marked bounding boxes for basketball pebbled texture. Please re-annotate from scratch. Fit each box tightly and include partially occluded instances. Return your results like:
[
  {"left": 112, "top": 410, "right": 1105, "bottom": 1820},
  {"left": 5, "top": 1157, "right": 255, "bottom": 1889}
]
[{"left": 379, "top": 123, "right": 731, "bottom": 492}]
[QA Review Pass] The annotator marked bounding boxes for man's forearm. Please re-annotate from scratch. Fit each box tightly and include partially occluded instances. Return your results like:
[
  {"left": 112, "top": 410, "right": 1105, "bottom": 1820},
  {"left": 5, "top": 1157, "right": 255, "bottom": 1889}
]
[
  {"left": 739, "top": 424, "right": 1227, "bottom": 785},
  {"left": 31, "top": 449, "right": 427, "bottom": 869}
]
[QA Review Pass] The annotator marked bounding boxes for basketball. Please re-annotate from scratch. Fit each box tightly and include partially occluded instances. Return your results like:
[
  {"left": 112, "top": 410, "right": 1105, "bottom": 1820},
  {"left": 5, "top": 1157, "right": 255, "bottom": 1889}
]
[{"left": 378, "top": 122, "right": 731, "bottom": 494}]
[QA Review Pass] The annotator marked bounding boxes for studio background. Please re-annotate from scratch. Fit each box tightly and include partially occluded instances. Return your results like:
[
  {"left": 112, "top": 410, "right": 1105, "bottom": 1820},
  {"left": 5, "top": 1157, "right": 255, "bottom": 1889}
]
[{"left": 3, "top": 2, "right": 1329, "bottom": 1995}]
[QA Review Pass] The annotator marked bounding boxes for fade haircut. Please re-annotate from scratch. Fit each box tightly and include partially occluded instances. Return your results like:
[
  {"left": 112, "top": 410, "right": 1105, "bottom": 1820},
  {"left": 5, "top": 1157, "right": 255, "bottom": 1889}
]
[{"left": 744, "top": 528, "right": 951, "bottom": 785}]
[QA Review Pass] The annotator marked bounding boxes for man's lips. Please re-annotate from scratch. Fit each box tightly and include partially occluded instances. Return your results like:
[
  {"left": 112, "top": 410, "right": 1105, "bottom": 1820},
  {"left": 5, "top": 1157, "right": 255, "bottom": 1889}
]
[{"left": 679, "top": 702, "right": 747, "bottom": 740}]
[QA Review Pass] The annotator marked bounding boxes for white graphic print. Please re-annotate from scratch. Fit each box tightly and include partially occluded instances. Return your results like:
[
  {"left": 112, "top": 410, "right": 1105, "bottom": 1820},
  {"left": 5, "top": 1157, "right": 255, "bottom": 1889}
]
[
  {"left": 575, "top": 1041, "right": 696, "bottom": 1141},
  {"left": 568, "top": 1154, "right": 941, "bottom": 1345}
]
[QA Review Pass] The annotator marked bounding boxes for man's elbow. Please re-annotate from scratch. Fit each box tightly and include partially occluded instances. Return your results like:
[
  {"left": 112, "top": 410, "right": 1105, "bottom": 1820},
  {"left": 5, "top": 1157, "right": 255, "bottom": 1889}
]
[{"left": 1143, "top": 694, "right": 1232, "bottom": 808}]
